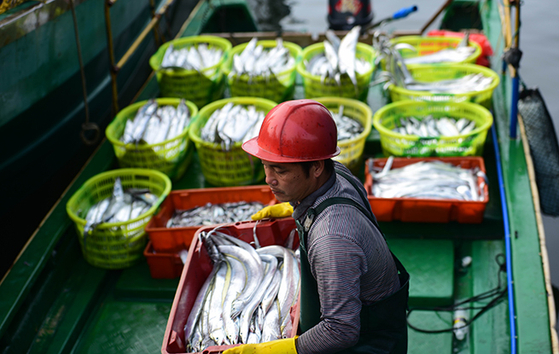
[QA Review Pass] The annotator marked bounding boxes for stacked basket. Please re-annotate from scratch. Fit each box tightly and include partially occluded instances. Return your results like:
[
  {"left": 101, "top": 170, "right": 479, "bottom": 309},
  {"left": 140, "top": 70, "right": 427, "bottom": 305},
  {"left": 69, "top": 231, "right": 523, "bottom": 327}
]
[
  {"left": 387, "top": 63, "right": 500, "bottom": 109},
  {"left": 149, "top": 36, "right": 232, "bottom": 108},
  {"left": 66, "top": 169, "right": 172, "bottom": 269},
  {"left": 389, "top": 36, "right": 482, "bottom": 65},
  {"left": 221, "top": 40, "right": 302, "bottom": 103},
  {"left": 106, "top": 98, "right": 198, "bottom": 181},
  {"left": 189, "top": 96, "right": 278, "bottom": 186}
]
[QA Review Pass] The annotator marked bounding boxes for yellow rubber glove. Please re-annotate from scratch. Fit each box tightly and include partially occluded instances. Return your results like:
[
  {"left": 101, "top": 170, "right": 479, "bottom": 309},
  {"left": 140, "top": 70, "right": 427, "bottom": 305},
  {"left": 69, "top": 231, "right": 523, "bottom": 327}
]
[
  {"left": 222, "top": 337, "right": 298, "bottom": 354},
  {"left": 251, "top": 202, "right": 293, "bottom": 220}
]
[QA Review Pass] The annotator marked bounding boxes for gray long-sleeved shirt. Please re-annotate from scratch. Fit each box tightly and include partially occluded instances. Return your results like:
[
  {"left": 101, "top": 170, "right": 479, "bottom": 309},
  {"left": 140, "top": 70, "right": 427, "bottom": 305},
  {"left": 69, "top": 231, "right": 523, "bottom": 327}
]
[{"left": 294, "top": 162, "right": 400, "bottom": 354}]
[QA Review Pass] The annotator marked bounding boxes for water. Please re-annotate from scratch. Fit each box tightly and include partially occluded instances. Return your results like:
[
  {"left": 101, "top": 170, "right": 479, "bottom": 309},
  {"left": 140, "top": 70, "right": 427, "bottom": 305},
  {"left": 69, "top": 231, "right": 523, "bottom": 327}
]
[{"left": 249, "top": 0, "right": 559, "bottom": 287}]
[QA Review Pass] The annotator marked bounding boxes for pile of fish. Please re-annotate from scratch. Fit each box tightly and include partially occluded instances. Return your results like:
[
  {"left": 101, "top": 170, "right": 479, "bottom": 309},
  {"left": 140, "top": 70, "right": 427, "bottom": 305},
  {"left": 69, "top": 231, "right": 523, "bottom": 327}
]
[
  {"left": 330, "top": 106, "right": 364, "bottom": 141},
  {"left": 230, "top": 38, "right": 296, "bottom": 78},
  {"left": 304, "top": 26, "right": 372, "bottom": 87},
  {"left": 372, "top": 32, "right": 494, "bottom": 93},
  {"left": 83, "top": 178, "right": 158, "bottom": 235},
  {"left": 167, "top": 201, "right": 266, "bottom": 227},
  {"left": 185, "top": 228, "right": 300, "bottom": 352},
  {"left": 399, "top": 34, "right": 477, "bottom": 65},
  {"left": 160, "top": 43, "right": 223, "bottom": 71},
  {"left": 199, "top": 102, "right": 266, "bottom": 150},
  {"left": 369, "top": 157, "right": 486, "bottom": 201},
  {"left": 391, "top": 115, "right": 477, "bottom": 137},
  {"left": 120, "top": 99, "right": 191, "bottom": 145}
]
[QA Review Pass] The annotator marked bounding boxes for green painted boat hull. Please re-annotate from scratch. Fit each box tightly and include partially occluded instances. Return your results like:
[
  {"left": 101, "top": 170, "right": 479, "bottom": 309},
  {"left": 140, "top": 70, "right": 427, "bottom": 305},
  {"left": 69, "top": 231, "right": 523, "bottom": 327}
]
[{"left": 0, "top": 0, "right": 555, "bottom": 353}]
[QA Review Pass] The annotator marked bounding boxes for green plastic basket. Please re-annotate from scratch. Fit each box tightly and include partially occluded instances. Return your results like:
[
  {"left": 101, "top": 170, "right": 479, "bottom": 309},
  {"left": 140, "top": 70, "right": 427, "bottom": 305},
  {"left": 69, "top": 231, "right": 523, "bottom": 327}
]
[
  {"left": 372, "top": 100, "right": 493, "bottom": 157},
  {"left": 222, "top": 40, "right": 302, "bottom": 103},
  {"left": 149, "top": 36, "right": 232, "bottom": 108},
  {"left": 296, "top": 42, "right": 376, "bottom": 102},
  {"left": 390, "top": 36, "right": 482, "bottom": 65},
  {"left": 189, "top": 97, "right": 278, "bottom": 186},
  {"left": 387, "top": 63, "right": 500, "bottom": 109},
  {"left": 106, "top": 98, "right": 198, "bottom": 181},
  {"left": 66, "top": 169, "right": 172, "bottom": 269},
  {"left": 313, "top": 97, "right": 372, "bottom": 172}
]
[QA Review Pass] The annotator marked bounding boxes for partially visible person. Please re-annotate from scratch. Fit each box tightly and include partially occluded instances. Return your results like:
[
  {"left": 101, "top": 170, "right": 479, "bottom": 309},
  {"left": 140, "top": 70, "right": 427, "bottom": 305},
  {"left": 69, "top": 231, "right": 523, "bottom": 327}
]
[{"left": 225, "top": 99, "right": 409, "bottom": 354}]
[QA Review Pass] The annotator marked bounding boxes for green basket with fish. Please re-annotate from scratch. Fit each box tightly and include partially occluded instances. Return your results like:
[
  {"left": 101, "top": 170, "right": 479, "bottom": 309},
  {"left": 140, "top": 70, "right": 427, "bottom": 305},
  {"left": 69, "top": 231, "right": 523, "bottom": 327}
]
[
  {"left": 373, "top": 100, "right": 493, "bottom": 157},
  {"left": 149, "top": 36, "right": 232, "bottom": 108},
  {"left": 222, "top": 40, "right": 302, "bottom": 103},
  {"left": 387, "top": 63, "right": 500, "bottom": 109},
  {"left": 296, "top": 42, "right": 376, "bottom": 102},
  {"left": 66, "top": 169, "right": 172, "bottom": 269},
  {"left": 389, "top": 36, "right": 482, "bottom": 65},
  {"left": 189, "top": 97, "right": 278, "bottom": 186},
  {"left": 106, "top": 98, "right": 198, "bottom": 180},
  {"left": 313, "top": 97, "right": 372, "bottom": 173}
]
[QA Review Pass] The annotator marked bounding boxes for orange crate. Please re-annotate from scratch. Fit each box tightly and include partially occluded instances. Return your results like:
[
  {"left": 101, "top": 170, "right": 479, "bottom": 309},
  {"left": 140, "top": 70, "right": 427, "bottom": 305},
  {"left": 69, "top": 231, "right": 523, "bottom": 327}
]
[
  {"left": 162, "top": 218, "right": 300, "bottom": 354},
  {"left": 143, "top": 241, "right": 186, "bottom": 279},
  {"left": 364, "top": 157, "right": 489, "bottom": 223},
  {"left": 145, "top": 185, "right": 277, "bottom": 252}
]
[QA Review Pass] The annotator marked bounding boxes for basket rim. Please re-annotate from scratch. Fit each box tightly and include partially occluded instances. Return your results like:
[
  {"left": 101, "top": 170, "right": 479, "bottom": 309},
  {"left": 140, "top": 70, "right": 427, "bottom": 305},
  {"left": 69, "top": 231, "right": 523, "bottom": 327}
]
[
  {"left": 66, "top": 168, "right": 172, "bottom": 228},
  {"left": 149, "top": 35, "right": 232, "bottom": 75},
  {"left": 221, "top": 40, "right": 303, "bottom": 77},
  {"left": 189, "top": 96, "right": 278, "bottom": 148},
  {"left": 312, "top": 96, "right": 373, "bottom": 145},
  {"left": 390, "top": 35, "right": 482, "bottom": 62},
  {"left": 106, "top": 98, "right": 199, "bottom": 148},
  {"left": 296, "top": 42, "right": 376, "bottom": 80},
  {"left": 388, "top": 63, "right": 500, "bottom": 96},
  {"left": 372, "top": 100, "right": 494, "bottom": 140}
]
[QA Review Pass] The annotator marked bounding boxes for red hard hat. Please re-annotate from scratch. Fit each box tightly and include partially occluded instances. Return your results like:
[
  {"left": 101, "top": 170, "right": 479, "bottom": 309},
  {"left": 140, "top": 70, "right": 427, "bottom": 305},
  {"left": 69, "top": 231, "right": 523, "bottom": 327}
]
[{"left": 242, "top": 99, "right": 340, "bottom": 163}]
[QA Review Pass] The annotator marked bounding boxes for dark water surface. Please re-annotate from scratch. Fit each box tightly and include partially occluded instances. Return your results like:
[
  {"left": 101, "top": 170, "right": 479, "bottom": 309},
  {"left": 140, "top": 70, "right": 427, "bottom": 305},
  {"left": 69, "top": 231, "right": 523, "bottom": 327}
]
[{"left": 247, "top": 0, "right": 559, "bottom": 287}]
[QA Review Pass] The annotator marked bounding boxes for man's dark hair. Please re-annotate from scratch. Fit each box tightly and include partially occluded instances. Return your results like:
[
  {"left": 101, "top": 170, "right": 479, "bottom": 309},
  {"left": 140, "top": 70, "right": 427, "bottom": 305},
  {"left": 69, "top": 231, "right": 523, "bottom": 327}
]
[{"left": 299, "top": 159, "right": 334, "bottom": 178}]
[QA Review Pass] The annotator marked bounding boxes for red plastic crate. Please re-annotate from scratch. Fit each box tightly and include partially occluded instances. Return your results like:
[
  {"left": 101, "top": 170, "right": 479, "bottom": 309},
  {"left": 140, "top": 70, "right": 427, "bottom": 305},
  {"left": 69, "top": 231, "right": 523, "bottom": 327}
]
[
  {"left": 162, "top": 218, "right": 300, "bottom": 354},
  {"left": 145, "top": 185, "right": 277, "bottom": 252},
  {"left": 143, "top": 241, "right": 186, "bottom": 279},
  {"left": 364, "top": 157, "right": 489, "bottom": 223}
]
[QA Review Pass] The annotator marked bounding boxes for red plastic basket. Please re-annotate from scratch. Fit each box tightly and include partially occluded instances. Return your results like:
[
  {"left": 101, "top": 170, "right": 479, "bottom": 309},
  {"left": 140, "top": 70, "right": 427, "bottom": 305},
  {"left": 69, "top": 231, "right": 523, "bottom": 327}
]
[
  {"left": 162, "top": 218, "right": 300, "bottom": 354},
  {"left": 145, "top": 185, "right": 277, "bottom": 252},
  {"left": 364, "top": 157, "right": 489, "bottom": 223},
  {"left": 143, "top": 241, "right": 185, "bottom": 279}
]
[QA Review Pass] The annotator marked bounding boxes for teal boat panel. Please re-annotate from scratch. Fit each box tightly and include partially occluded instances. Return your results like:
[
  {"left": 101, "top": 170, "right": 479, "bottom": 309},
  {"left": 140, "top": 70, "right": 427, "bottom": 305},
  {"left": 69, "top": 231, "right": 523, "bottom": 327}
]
[
  {"left": 75, "top": 300, "right": 171, "bottom": 354},
  {"left": 407, "top": 310, "right": 453, "bottom": 354},
  {"left": 471, "top": 240, "right": 510, "bottom": 354},
  {"left": 389, "top": 239, "right": 455, "bottom": 307}
]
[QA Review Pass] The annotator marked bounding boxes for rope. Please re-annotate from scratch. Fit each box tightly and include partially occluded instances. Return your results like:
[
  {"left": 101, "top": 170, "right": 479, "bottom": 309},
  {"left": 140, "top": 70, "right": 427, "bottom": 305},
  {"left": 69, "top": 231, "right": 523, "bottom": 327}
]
[{"left": 69, "top": 0, "right": 100, "bottom": 146}]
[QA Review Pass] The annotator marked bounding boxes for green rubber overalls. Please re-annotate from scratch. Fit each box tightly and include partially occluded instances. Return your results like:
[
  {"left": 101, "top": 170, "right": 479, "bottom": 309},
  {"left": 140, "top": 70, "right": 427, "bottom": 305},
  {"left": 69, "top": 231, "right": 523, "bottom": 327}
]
[{"left": 295, "top": 169, "right": 410, "bottom": 354}]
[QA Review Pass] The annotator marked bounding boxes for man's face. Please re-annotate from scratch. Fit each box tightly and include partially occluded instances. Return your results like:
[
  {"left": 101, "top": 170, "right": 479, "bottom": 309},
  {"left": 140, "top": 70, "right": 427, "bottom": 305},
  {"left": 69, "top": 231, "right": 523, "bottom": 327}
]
[{"left": 262, "top": 160, "right": 317, "bottom": 204}]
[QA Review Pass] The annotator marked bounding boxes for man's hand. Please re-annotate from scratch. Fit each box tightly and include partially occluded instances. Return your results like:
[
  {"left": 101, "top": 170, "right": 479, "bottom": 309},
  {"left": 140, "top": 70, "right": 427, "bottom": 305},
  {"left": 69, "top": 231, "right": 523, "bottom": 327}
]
[
  {"left": 251, "top": 202, "right": 293, "bottom": 220},
  {"left": 222, "top": 337, "right": 297, "bottom": 354}
]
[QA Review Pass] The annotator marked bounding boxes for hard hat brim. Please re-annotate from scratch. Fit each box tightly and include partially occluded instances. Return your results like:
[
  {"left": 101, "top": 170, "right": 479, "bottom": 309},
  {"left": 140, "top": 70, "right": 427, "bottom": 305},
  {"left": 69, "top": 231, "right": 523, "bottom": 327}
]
[{"left": 242, "top": 137, "right": 341, "bottom": 163}]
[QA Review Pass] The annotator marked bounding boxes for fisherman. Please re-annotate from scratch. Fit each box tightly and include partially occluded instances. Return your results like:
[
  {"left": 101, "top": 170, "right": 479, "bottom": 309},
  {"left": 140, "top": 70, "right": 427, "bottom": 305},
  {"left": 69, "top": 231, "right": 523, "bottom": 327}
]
[{"left": 224, "top": 99, "right": 409, "bottom": 354}]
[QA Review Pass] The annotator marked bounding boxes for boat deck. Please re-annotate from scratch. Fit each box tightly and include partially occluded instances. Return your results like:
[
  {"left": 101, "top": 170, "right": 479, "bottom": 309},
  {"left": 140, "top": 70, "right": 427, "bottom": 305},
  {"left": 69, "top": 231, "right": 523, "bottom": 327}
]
[{"left": 0, "top": 0, "right": 555, "bottom": 353}]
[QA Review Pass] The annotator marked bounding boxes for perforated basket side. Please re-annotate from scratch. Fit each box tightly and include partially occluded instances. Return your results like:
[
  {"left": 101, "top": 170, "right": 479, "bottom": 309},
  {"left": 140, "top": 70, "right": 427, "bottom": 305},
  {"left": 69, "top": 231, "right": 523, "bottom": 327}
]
[
  {"left": 149, "top": 36, "right": 232, "bottom": 108},
  {"left": 296, "top": 42, "right": 376, "bottom": 101},
  {"left": 313, "top": 97, "right": 372, "bottom": 171},
  {"left": 66, "top": 169, "right": 172, "bottom": 269},
  {"left": 189, "top": 97, "right": 278, "bottom": 186},
  {"left": 390, "top": 36, "right": 482, "bottom": 64},
  {"left": 106, "top": 98, "right": 199, "bottom": 180},
  {"left": 222, "top": 40, "right": 302, "bottom": 102},
  {"left": 372, "top": 100, "right": 493, "bottom": 157},
  {"left": 387, "top": 63, "right": 500, "bottom": 109}
]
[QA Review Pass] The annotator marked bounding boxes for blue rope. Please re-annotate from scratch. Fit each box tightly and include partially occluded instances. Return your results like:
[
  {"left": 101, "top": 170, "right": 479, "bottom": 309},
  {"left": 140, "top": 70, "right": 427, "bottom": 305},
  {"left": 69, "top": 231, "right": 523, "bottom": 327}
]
[{"left": 491, "top": 124, "right": 517, "bottom": 354}]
